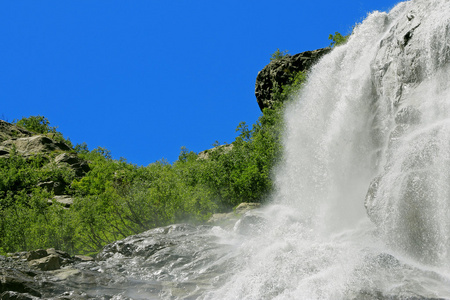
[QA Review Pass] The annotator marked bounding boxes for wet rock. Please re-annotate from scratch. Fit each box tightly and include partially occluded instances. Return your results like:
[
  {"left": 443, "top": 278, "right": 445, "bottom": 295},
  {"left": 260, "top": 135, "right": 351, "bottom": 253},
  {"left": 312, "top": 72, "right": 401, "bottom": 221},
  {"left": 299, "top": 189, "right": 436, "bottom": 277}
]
[
  {"left": 233, "top": 211, "right": 267, "bottom": 235},
  {"left": 234, "top": 202, "right": 260, "bottom": 213},
  {"left": 96, "top": 224, "right": 198, "bottom": 260},
  {"left": 0, "top": 291, "right": 40, "bottom": 300},
  {"left": 48, "top": 268, "right": 81, "bottom": 281},
  {"left": 207, "top": 202, "right": 262, "bottom": 229},
  {"left": 0, "top": 268, "right": 41, "bottom": 297},
  {"left": 73, "top": 255, "right": 94, "bottom": 262},
  {"left": 395, "top": 106, "right": 422, "bottom": 125}
]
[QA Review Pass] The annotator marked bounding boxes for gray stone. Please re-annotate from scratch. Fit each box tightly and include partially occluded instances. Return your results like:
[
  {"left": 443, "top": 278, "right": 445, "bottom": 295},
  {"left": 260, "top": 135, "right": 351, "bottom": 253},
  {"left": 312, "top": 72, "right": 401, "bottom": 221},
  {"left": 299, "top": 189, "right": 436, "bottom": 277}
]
[
  {"left": 49, "top": 195, "right": 74, "bottom": 208},
  {"left": 0, "top": 268, "right": 41, "bottom": 297},
  {"left": 0, "top": 291, "right": 40, "bottom": 300},
  {"left": 0, "top": 135, "right": 71, "bottom": 158},
  {"left": 25, "top": 249, "right": 48, "bottom": 261},
  {"left": 197, "top": 144, "right": 233, "bottom": 160},
  {"left": 74, "top": 255, "right": 94, "bottom": 262},
  {"left": 0, "top": 120, "right": 33, "bottom": 143},
  {"left": 28, "top": 254, "right": 60, "bottom": 271}
]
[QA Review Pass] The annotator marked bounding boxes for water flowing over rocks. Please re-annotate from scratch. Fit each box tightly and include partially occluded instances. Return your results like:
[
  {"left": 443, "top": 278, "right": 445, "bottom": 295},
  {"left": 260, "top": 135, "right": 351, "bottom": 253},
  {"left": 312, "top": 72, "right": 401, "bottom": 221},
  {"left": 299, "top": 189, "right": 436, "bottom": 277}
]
[
  {"left": 0, "top": 205, "right": 266, "bottom": 299},
  {"left": 364, "top": 0, "right": 450, "bottom": 265}
]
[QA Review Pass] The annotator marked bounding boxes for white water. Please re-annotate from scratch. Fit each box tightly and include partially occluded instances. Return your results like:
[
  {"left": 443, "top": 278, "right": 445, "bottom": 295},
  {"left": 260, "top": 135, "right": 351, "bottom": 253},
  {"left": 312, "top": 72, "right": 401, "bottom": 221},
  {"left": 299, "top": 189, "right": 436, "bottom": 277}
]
[{"left": 204, "top": 0, "right": 450, "bottom": 299}]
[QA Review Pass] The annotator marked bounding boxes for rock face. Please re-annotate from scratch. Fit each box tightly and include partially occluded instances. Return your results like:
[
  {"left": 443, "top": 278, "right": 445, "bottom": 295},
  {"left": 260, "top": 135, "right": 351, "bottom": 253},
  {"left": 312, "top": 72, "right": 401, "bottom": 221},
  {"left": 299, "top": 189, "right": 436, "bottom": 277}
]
[
  {"left": 0, "top": 120, "right": 76, "bottom": 159},
  {"left": 364, "top": 1, "right": 450, "bottom": 264},
  {"left": 0, "top": 135, "right": 71, "bottom": 158},
  {"left": 54, "top": 153, "right": 90, "bottom": 177},
  {"left": 255, "top": 48, "right": 331, "bottom": 111},
  {"left": 0, "top": 120, "right": 33, "bottom": 143}
]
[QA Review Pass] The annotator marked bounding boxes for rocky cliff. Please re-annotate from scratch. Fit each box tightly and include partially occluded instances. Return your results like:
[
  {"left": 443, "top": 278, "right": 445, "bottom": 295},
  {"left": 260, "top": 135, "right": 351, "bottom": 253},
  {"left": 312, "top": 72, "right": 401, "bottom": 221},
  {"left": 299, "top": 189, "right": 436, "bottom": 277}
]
[{"left": 255, "top": 48, "right": 331, "bottom": 111}]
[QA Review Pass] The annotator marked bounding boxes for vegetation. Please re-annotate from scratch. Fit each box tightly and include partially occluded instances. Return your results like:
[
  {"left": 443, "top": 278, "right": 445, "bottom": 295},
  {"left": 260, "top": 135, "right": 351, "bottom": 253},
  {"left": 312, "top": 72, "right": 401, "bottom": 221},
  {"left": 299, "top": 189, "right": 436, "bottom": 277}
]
[
  {"left": 0, "top": 48, "right": 309, "bottom": 255},
  {"left": 328, "top": 31, "right": 350, "bottom": 47},
  {"left": 13, "top": 115, "right": 73, "bottom": 146},
  {"left": 270, "top": 48, "right": 289, "bottom": 61}
]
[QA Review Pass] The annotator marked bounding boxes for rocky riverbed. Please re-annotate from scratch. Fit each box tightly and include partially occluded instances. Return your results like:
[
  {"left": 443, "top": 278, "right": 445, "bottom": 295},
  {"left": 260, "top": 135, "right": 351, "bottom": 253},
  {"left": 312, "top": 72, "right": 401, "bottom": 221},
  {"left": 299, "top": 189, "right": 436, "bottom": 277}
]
[{"left": 0, "top": 204, "right": 263, "bottom": 300}]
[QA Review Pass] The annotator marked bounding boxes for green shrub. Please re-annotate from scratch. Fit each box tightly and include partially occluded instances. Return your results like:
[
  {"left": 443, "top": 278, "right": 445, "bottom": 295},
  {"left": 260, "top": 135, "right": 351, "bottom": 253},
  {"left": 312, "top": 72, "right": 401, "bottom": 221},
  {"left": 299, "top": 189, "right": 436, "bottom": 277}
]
[
  {"left": 270, "top": 48, "right": 290, "bottom": 61},
  {"left": 13, "top": 115, "right": 72, "bottom": 147},
  {"left": 328, "top": 31, "right": 349, "bottom": 47}
]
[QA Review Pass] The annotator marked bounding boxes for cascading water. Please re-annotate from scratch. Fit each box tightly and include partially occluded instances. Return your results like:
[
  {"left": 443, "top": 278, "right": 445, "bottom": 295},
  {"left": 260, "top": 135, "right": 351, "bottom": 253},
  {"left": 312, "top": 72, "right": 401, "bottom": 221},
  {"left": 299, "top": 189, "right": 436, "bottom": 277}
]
[{"left": 32, "top": 1, "right": 450, "bottom": 298}]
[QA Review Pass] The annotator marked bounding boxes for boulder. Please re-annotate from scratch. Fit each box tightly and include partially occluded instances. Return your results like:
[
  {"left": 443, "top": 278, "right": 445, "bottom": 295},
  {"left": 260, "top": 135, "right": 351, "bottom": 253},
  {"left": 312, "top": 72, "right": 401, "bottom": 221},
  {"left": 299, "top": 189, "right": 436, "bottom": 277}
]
[
  {"left": 28, "top": 255, "right": 60, "bottom": 271},
  {"left": 0, "top": 135, "right": 71, "bottom": 158},
  {"left": 255, "top": 48, "right": 331, "bottom": 111},
  {"left": 25, "top": 250, "right": 48, "bottom": 261},
  {"left": 233, "top": 210, "right": 267, "bottom": 235},
  {"left": 0, "top": 268, "right": 41, "bottom": 298},
  {"left": 49, "top": 195, "right": 74, "bottom": 208}
]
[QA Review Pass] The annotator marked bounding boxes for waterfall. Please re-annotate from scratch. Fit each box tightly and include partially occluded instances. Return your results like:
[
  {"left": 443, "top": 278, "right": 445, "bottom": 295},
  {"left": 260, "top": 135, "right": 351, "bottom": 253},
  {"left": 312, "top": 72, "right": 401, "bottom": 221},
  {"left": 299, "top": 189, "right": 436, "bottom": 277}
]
[
  {"left": 52, "top": 1, "right": 450, "bottom": 298},
  {"left": 205, "top": 0, "right": 450, "bottom": 298}
]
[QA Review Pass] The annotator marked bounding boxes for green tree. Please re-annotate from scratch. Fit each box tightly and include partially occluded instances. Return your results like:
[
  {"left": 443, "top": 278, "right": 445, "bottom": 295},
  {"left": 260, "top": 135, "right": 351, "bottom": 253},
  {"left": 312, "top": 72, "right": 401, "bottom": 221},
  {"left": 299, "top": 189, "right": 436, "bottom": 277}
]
[
  {"left": 270, "top": 48, "right": 289, "bottom": 61},
  {"left": 328, "top": 31, "right": 349, "bottom": 47}
]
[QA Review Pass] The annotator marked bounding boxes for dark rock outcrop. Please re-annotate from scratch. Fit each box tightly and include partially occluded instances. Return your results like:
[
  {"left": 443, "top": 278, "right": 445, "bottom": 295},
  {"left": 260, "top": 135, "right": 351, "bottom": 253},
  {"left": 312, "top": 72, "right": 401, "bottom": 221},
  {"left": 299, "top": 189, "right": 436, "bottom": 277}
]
[
  {"left": 54, "top": 153, "right": 90, "bottom": 177},
  {"left": 255, "top": 48, "right": 331, "bottom": 111}
]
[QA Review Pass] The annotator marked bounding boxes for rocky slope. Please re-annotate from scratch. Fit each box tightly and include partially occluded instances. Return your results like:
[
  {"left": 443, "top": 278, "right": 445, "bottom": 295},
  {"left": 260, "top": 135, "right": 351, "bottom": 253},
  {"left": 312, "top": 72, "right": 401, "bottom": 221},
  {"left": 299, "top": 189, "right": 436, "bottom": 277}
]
[{"left": 0, "top": 120, "right": 89, "bottom": 203}]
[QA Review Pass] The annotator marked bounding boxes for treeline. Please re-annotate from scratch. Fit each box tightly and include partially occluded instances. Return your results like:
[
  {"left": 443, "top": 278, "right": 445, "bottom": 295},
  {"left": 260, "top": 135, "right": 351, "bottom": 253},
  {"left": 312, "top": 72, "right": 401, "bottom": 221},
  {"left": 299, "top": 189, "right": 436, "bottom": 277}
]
[{"left": 0, "top": 47, "right": 320, "bottom": 254}]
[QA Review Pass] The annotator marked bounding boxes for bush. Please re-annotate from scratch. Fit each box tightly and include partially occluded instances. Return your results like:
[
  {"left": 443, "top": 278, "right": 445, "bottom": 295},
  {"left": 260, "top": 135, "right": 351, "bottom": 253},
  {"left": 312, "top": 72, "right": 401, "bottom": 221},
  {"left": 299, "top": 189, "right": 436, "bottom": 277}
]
[
  {"left": 328, "top": 31, "right": 349, "bottom": 47},
  {"left": 270, "top": 48, "right": 290, "bottom": 61},
  {"left": 13, "top": 115, "right": 72, "bottom": 147}
]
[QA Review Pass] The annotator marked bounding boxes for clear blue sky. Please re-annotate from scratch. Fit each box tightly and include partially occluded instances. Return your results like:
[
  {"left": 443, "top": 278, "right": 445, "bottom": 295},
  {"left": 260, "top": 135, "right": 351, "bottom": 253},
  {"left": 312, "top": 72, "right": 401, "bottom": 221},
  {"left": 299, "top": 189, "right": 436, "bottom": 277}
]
[{"left": 0, "top": 0, "right": 401, "bottom": 166}]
